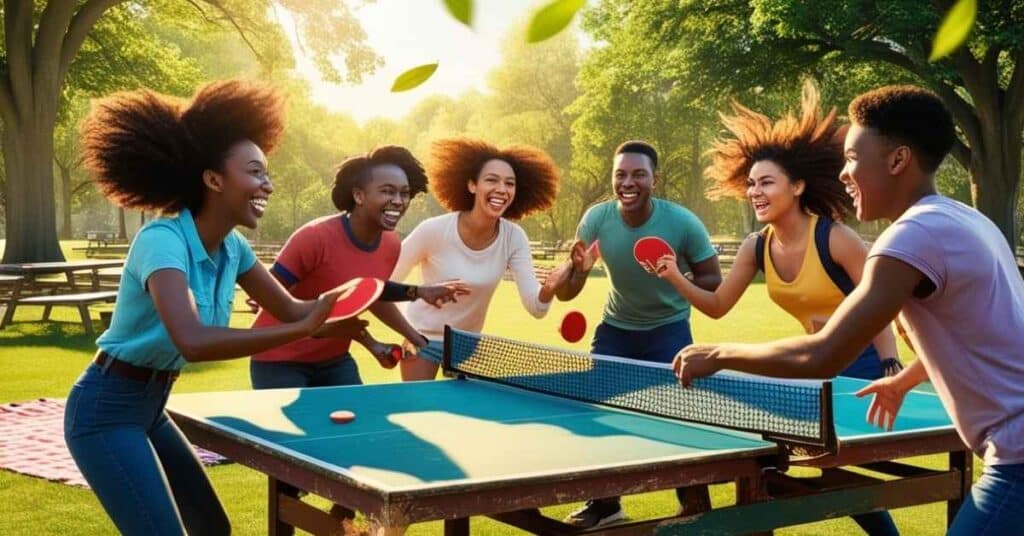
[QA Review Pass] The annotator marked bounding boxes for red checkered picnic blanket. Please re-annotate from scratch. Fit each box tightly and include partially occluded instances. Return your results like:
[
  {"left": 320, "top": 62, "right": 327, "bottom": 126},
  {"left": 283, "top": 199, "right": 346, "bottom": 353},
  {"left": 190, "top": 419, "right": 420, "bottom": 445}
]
[{"left": 0, "top": 398, "right": 227, "bottom": 488}]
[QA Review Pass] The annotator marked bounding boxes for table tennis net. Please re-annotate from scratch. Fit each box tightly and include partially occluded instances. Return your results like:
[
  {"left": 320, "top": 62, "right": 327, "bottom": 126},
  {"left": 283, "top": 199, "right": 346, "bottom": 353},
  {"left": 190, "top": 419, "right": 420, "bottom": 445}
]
[{"left": 443, "top": 327, "right": 835, "bottom": 449}]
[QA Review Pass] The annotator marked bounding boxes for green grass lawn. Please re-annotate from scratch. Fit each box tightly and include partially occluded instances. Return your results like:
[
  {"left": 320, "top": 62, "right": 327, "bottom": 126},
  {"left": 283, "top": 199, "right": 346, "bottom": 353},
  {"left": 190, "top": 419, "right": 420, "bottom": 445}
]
[{"left": 0, "top": 258, "right": 975, "bottom": 535}]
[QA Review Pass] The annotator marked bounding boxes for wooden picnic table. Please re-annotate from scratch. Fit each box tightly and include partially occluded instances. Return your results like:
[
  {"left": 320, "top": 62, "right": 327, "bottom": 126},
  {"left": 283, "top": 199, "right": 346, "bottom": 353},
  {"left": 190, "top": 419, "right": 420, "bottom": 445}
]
[
  {"left": 0, "top": 259, "right": 124, "bottom": 292},
  {"left": 0, "top": 260, "right": 124, "bottom": 335}
]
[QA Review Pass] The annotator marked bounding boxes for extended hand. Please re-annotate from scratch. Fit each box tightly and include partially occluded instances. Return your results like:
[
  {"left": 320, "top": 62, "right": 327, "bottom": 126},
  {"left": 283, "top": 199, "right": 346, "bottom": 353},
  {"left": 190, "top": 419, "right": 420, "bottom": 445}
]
[
  {"left": 418, "top": 280, "right": 471, "bottom": 308},
  {"left": 855, "top": 376, "right": 910, "bottom": 431},
  {"left": 303, "top": 287, "right": 343, "bottom": 335},
  {"left": 539, "top": 262, "right": 574, "bottom": 303},
  {"left": 652, "top": 253, "right": 683, "bottom": 281},
  {"left": 313, "top": 316, "right": 369, "bottom": 339},
  {"left": 569, "top": 240, "right": 597, "bottom": 274},
  {"left": 672, "top": 344, "right": 722, "bottom": 387}
]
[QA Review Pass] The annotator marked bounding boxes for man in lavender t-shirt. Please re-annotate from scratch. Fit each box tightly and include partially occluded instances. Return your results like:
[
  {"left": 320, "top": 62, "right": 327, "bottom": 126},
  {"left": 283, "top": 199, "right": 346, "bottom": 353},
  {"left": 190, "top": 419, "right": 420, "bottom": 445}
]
[{"left": 673, "top": 85, "right": 1024, "bottom": 534}]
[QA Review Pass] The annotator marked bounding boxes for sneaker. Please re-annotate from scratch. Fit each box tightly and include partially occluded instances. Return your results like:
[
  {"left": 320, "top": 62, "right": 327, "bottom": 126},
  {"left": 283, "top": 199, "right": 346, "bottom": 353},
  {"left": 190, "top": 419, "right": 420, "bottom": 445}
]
[{"left": 563, "top": 499, "right": 625, "bottom": 528}]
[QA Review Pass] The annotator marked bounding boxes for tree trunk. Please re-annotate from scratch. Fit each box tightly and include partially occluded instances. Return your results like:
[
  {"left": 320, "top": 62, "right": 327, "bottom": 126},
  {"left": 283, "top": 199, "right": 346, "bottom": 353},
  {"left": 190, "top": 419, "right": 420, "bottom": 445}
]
[
  {"left": 971, "top": 161, "right": 1021, "bottom": 252},
  {"left": 969, "top": 120, "right": 1022, "bottom": 252},
  {"left": 57, "top": 161, "right": 73, "bottom": 239},
  {"left": 2, "top": 120, "right": 65, "bottom": 263}
]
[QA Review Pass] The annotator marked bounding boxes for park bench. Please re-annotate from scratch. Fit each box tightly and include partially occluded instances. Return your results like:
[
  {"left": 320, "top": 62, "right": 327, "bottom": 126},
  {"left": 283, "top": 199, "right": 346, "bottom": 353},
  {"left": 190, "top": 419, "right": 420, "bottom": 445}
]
[
  {"left": 4, "top": 291, "right": 118, "bottom": 336},
  {"left": 0, "top": 261, "right": 124, "bottom": 335}
]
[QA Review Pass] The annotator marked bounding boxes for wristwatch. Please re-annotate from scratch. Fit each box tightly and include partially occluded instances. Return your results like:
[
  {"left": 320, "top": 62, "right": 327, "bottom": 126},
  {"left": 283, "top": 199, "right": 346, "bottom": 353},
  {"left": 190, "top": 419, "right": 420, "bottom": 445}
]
[{"left": 406, "top": 284, "right": 419, "bottom": 301}]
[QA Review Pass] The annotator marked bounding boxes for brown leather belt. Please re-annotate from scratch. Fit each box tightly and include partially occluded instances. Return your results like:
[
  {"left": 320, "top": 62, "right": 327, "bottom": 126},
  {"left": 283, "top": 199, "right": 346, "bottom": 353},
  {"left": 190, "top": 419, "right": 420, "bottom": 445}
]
[{"left": 94, "top": 351, "right": 179, "bottom": 384}]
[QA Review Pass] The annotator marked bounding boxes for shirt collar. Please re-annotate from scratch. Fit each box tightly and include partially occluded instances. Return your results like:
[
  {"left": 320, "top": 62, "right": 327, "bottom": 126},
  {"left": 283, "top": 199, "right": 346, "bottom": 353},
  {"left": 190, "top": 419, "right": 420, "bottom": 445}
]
[{"left": 178, "top": 208, "right": 237, "bottom": 265}]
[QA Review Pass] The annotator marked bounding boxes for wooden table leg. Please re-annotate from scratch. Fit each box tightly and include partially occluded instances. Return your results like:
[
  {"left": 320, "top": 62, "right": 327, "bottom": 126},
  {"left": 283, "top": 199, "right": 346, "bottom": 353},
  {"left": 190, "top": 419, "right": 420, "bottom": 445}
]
[
  {"left": 269, "top": 477, "right": 297, "bottom": 536},
  {"left": 444, "top": 517, "right": 469, "bottom": 536},
  {"left": 948, "top": 450, "right": 972, "bottom": 527}
]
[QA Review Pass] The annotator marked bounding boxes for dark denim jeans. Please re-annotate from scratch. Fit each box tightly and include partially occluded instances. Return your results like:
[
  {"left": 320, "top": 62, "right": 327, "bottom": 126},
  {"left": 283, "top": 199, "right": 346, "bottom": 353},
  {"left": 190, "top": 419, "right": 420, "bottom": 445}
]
[
  {"left": 249, "top": 353, "right": 362, "bottom": 390},
  {"left": 64, "top": 363, "right": 228, "bottom": 535},
  {"left": 949, "top": 462, "right": 1024, "bottom": 535}
]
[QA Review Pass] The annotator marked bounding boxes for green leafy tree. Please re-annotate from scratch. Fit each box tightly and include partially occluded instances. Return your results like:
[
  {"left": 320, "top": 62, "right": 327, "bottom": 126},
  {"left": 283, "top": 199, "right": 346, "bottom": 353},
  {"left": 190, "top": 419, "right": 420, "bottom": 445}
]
[
  {"left": 615, "top": 0, "right": 1024, "bottom": 248},
  {"left": 475, "top": 24, "right": 580, "bottom": 240},
  {"left": 0, "top": 0, "right": 380, "bottom": 263}
]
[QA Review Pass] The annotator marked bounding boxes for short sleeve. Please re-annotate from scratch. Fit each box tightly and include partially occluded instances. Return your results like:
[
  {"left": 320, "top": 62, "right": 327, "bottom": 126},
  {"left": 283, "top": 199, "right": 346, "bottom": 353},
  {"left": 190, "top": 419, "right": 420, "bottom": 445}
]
[
  {"left": 272, "top": 224, "right": 323, "bottom": 286},
  {"left": 233, "top": 231, "right": 258, "bottom": 277},
  {"left": 576, "top": 204, "right": 601, "bottom": 244},
  {"left": 679, "top": 209, "right": 717, "bottom": 264},
  {"left": 868, "top": 219, "right": 945, "bottom": 294},
  {"left": 129, "top": 226, "right": 188, "bottom": 287}
]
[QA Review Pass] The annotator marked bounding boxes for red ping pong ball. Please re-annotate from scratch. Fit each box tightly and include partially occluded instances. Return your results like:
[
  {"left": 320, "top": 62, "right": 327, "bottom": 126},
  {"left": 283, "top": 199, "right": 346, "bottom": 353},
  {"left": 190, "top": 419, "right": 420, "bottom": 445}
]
[
  {"left": 329, "top": 410, "right": 356, "bottom": 424},
  {"left": 559, "top": 311, "right": 587, "bottom": 343}
]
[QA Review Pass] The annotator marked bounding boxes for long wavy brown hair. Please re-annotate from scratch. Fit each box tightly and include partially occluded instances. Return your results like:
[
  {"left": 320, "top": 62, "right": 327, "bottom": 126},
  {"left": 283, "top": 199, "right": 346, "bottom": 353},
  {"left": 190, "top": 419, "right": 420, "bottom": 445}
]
[
  {"left": 81, "top": 79, "right": 286, "bottom": 214},
  {"left": 427, "top": 137, "right": 560, "bottom": 220},
  {"left": 705, "top": 81, "right": 853, "bottom": 221}
]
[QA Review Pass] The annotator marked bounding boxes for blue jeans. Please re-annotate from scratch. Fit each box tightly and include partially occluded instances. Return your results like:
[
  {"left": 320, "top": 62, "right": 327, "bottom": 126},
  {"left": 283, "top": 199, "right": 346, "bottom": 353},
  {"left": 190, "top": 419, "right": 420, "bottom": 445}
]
[
  {"left": 64, "top": 363, "right": 229, "bottom": 536},
  {"left": 948, "top": 462, "right": 1024, "bottom": 535},
  {"left": 250, "top": 353, "right": 362, "bottom": 389},
  {"left": 591, "top": 319, "right": 694, "bottom": 363}
]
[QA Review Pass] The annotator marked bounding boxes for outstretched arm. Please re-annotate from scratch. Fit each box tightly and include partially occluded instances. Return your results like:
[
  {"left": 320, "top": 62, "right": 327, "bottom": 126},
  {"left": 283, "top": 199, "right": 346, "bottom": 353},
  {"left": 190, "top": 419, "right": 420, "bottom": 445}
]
[
  {"left": 830, "top": 224, "right": 902, "bottom": 371},
  {"left": 673, "top": 255, "right": 924, "bottom": 384},
  {"left": 556, "top": 240, "right": 597, "bottom": 301},
  {"left": 152, "top": 268, "right": 339, "bottom": 362},
  {"left": 656, "top": 236, "right": 758, "bottom": 318}
]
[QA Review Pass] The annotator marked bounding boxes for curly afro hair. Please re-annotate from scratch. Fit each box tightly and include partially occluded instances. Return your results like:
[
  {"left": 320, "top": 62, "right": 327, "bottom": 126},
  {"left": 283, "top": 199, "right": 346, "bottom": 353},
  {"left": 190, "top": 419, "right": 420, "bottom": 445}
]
[
  {"left": 848, "top": 85, "right": 955, "bottom": 173},
  {"left": 81, "top": 79, "right": 285, "bottom": 214},
  {"left": 705, "top": 81, "right": 853, "bottom": 222},
  {"left": 427, "top": 137, "right": 560, "bottom": 220},
  {"left": 331, "top": 145, "right": 428, "bottom": 212}
]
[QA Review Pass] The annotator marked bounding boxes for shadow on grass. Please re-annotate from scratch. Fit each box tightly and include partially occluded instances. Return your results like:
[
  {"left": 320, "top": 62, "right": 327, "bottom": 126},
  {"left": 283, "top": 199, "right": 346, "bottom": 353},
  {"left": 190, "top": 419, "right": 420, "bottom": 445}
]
[{"left": 0, "top": 322, "right": 98, "bottom": 351}]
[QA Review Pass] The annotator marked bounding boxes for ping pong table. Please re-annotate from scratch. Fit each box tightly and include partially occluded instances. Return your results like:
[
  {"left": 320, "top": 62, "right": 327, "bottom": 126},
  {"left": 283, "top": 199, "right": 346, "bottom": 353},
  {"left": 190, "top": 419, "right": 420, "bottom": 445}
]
[{"left": 167, "top": 328, "right": 969, "bottom": 535}]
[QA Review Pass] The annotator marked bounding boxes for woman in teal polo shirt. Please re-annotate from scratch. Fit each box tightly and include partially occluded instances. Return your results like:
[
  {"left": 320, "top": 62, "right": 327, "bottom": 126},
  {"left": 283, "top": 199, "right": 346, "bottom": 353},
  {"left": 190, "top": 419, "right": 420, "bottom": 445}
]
[{"left": 64, "top": 80, "right": 357, "bottom": 535}]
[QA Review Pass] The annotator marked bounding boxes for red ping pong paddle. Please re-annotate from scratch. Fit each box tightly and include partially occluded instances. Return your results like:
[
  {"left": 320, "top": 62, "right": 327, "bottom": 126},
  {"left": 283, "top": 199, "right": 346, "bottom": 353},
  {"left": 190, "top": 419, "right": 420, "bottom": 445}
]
[
  {"left": 326, "top": 277, "right": 385, "bottom": 322},
  {"left": 633, "top": 236, "right": 673, "bottom": 273},
  {"left": 329, "top": 410, "right": 356, "bottom": 424},
  {"left": 559, "top": 310, "right": 587, "bottom": 343}
]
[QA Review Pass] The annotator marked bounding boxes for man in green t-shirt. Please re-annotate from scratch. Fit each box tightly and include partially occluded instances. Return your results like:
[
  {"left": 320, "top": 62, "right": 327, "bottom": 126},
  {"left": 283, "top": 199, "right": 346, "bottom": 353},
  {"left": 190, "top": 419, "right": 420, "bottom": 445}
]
[{"left": 557, "top": 140, "right": 722, "bottom": 528}]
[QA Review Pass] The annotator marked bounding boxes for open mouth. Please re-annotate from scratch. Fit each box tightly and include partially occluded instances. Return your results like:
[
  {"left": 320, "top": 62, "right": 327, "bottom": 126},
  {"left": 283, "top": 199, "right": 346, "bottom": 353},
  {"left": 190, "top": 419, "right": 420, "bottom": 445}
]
[
  {"left": 751, "top": 199, "right": 770, "bottom": 213},
  {"left": 250, "top": 197, "right": 268, "bottom": 217},
  {"left": 382, "top": 208, "right": 402, "bottom": 226},
  {"left": 486, "top": 196, "right": 508, "bottom": 211},
  {"left": 618, "top": 191, "right": 639, "bottom": 203}
]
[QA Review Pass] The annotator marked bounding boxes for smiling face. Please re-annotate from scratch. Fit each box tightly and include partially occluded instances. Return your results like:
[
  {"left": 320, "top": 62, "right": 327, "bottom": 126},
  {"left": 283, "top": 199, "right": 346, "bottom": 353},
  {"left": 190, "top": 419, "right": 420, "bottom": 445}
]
[
  {"left": 746, "top": 160, "right": 804, "bottom": 223},
  {"left": 841, "top": 123, "right": 896, "bottom": 222},
  {"left": 612, "top": 152, "right": 656, "bottom": 214},
  {"left": 207, "top": 140, "right": 272, "bottom": 229},
  {"left": 352, "top": 164, "right": 411, "bottom": 231},
  {"left": 468, "top": 159, "right": 516, "bottom": 219}
]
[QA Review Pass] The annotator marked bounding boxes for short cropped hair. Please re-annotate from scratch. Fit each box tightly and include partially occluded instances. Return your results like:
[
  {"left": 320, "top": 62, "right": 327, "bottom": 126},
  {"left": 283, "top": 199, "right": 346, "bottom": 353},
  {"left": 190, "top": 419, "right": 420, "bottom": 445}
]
[
  {"left": 848, "top": 85, "right": 956, "bottom": 173},
  {"left": 331, "top": 146, "right": 428, "bottom": 212},
  {"left": 614, "top": 140, "right": 659, "bottom": 171}
]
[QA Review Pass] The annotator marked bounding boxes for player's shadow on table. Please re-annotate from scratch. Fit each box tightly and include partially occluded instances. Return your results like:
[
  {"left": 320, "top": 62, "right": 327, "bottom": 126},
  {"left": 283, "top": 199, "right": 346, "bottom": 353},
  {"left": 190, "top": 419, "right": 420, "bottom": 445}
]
[{"left": 202, "top": 377, "right": 771, "bottom": 487}]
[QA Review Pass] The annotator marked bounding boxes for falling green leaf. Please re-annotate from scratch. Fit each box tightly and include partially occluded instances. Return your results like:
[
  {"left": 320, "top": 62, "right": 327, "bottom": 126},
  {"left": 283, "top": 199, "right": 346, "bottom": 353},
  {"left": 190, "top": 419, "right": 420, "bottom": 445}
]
[
  {"left": 527, "top": 0, "right": 586, "bottom": 44},
  {"left": 391, "top": 63, "right": 439, "bottom": 92},
  {"left": 929, "top": 0, "right": 977, "bottom": 62},
  {"left": 443, "top": 0, "right": 472, "bottom": 27}
]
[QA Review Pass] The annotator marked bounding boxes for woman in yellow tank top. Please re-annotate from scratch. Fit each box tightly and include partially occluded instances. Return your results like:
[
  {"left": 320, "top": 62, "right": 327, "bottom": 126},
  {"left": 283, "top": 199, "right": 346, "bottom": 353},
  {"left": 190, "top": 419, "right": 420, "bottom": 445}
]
[
  {"left": 655, "top": 82, "right": 903, "bottom": 535},
  {"left": 656, "top": 81, "right": 900, "bottom": 378}
]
